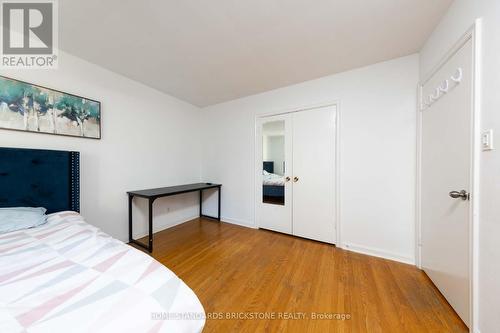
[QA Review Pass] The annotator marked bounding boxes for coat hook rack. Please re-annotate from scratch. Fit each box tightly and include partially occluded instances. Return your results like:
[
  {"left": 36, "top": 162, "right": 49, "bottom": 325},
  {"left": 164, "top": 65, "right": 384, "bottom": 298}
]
[
  {"left": 451, "top": 68, "right": 463, "bottom": 83},
  {"left": 425, "top": 68, "right": 463, "bottom": 110},
  {"left": 439, "top": 79, "right": 449, "bottom": 93}
]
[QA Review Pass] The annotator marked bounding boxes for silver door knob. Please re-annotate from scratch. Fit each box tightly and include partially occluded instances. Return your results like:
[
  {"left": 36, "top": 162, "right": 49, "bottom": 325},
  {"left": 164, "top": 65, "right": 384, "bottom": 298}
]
[
  {"left": 449, "top": 190, "right": 469, "bottom": 201},
  {"left": 293, "top": 176, "right": 299, "bottom": 182}
]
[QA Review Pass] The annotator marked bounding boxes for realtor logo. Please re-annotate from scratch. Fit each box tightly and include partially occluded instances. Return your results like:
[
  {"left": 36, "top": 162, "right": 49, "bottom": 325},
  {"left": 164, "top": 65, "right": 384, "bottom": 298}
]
[{"left": 1, "top": 0, "right": 58, "bottom": 68}]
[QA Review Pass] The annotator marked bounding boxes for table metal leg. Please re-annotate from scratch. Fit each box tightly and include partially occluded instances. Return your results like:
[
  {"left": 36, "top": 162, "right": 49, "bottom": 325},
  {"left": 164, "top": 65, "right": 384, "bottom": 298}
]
[
  {"left": 128, "top": 195, "right": 153, "bottom": 253},
  {"left": 199, "top": 186, "right": 222, "bottom": 222},
  {"left": 218, "top": 187, "right": 221, "bottom": 221},
  {"left": 199, "top": 189, "right": 203, "bottom": 217},
  {"left": 148, "top": 198, "right": 153, "bottom": 252},
  {"left": 128, "top": 194, "right": 133, "bottom": 242}
]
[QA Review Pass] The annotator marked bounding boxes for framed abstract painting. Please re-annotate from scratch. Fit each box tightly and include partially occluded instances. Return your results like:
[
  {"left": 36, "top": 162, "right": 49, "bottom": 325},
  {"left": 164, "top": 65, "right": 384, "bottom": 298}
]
[{"left": 0, "top": 76, "right": 101, "bottom": 139}]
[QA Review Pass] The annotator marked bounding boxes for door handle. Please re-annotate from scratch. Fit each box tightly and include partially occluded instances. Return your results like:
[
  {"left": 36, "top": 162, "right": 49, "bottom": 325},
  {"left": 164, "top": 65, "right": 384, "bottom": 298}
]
[
  {"left": 449, "top": 190, "right": 469, "bottom": 201},
  {"left": 285, "top": 176, "right": 291, "bottom": 182},
  {"left": 293, "top": 176, "right": 299, "bottom": 182}
]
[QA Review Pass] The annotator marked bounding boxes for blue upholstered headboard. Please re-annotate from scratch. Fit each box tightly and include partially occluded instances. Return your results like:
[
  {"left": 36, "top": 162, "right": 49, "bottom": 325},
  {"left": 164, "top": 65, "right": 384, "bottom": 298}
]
[
  {"left": 0, "top": 147, "right": 80, "bottom": 214},
  {"left": 263, "top": 161, "right": 274, "bottom": 173}
]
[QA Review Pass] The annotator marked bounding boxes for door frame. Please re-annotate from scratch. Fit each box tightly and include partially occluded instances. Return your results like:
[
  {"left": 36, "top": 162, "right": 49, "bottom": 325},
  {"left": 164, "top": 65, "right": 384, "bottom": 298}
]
[
  {"left": 416, "top": 20, "right": 481, "bottom": 331},
  {"left": 254, "top": 101, "right": 341, "bottom": 245}
]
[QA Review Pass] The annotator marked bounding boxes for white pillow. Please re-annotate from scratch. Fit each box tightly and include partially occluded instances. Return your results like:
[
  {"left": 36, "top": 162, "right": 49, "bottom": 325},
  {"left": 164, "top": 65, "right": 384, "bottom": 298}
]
[{"left": 0, "top": 207, "right": 48, "bottom": 234}]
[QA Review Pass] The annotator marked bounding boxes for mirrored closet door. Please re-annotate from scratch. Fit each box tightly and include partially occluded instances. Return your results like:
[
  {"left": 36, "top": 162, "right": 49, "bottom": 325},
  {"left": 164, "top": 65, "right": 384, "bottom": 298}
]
[
  {"left": 256, "top": 105, "right": 337, "bottom": 244},
  {"left": 256, "top": 113, "right": 293, "bottom": 234}
]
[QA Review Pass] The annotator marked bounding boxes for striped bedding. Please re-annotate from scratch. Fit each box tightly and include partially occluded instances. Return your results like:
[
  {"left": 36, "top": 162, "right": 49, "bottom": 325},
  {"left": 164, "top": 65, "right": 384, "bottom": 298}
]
[{"left": 0, "top": 211, "right": 205, "bottom": 333}]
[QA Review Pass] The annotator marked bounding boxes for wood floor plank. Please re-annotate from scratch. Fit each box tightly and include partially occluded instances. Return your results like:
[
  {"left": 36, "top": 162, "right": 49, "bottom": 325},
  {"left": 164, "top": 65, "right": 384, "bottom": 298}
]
[{"left": 135, "top": 218, "right": 467, "bottom": 333}]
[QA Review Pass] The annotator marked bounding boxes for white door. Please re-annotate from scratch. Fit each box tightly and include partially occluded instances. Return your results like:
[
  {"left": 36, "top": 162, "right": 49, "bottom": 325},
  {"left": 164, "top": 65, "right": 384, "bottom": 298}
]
[
  {"left": 421, "top": 38, "right": 473, "bottom": 326},
  {"left": 292, "top": 106, "right": 336, "bottom": 244},
  {"left": 256, "top": 114, "right": 293, "bottom": 234}
]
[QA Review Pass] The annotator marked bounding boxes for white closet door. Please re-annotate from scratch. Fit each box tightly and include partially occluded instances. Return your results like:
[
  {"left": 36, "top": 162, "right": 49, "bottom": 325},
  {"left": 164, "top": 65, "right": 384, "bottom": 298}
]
[
  {"left": 256, "top": 114, "right": 293, "bottom": 234},
  {"left": 292, "top": 106, "right": 336, "bottom": 244}
]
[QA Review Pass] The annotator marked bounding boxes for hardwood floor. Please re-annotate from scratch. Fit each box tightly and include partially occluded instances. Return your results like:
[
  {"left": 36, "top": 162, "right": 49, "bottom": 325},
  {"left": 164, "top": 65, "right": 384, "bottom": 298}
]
[{"left": 136, "top": 218, "right": 467, "bottom": 333}]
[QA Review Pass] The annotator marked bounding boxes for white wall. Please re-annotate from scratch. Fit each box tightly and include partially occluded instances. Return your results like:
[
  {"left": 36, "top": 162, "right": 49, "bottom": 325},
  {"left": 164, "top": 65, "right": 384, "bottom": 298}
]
[
  {"left": 420, "top": 2, "right": 500, "bottom": 332},
  {"left": 200, "top": 54, "right": 419, "bottom": 264},
  {"left": 0, "top": 51, "right": 202, "bottom": 242}
]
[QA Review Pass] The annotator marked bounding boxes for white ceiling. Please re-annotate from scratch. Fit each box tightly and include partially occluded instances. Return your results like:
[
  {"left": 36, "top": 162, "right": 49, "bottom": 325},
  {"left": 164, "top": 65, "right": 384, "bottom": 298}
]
[{"left": 60, "top": 0, "right": 453, "bottom": 107}]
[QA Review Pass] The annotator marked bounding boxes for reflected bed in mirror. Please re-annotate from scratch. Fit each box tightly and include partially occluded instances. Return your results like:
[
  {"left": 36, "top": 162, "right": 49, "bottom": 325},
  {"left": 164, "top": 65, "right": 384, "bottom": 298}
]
[{"left": 263, "top": 161, "right": 285, "bottom": 205}]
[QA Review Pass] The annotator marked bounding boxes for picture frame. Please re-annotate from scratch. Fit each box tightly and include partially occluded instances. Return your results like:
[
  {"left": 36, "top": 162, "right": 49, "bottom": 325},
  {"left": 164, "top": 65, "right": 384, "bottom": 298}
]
[{"left": 0, "top": 75, "right": 101, "bottom": 139}]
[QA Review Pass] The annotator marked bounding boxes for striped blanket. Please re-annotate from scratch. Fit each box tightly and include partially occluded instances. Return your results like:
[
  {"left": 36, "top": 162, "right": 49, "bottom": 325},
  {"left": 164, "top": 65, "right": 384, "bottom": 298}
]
[{"left": 0, "top": 211, "right": 205, "bottom": 333}]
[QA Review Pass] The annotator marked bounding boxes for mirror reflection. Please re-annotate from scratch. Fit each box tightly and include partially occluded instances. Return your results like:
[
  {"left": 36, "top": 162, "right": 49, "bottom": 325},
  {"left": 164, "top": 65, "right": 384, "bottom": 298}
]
[{"left": 262, "top": 120, "right": 285, "bottom": 205}]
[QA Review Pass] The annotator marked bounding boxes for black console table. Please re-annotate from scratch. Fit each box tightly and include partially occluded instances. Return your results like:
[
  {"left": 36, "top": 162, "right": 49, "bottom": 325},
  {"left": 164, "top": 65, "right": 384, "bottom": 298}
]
[{"left": 128, "top": 183, "right": 221, "bottom": 252}]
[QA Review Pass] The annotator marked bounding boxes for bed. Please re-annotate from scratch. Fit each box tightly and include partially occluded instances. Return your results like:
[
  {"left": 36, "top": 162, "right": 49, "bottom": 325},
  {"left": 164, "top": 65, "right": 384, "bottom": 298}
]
[
  {"left": 262, "top": 161, "right": 284, "bottom": 204},
  {"left": 0, "top": 148, "right": 205, "bottom": 333}
]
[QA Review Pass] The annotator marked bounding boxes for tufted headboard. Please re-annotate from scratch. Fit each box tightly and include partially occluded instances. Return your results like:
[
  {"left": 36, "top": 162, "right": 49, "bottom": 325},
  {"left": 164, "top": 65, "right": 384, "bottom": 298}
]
[
  {"left": 263, "top": 161, "right": 274, "bottom": 174},
  {"left": 0, "top": 147, "right": 80, "bottom": 214}
]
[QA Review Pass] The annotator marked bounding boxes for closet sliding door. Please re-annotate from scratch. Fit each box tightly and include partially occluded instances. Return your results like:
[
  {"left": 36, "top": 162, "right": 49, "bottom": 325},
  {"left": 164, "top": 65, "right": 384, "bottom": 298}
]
[
  {"left": 256, "top": 114, "right": 293, "bottom": 234},
  {"left": 292, "top": 106, "right": 336, "bottom": 244}
]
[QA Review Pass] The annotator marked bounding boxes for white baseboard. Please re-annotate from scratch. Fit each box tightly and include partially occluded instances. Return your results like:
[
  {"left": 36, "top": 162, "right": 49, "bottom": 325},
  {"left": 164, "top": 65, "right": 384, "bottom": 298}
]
[
  {"left": 340, "top": 242, "right": 415, "bottom": 265},
  {"left": 134, "top": 217, "right": 414, "bottom": 266},
  {"left": 130, "top": 215, "right": 256, "bottom": 242},
  {"left": 220, "top": 216, "right": 257, "bottom": 229},
  {"left": 134, "top": 214, "right": 199, "bottom": 240}
]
